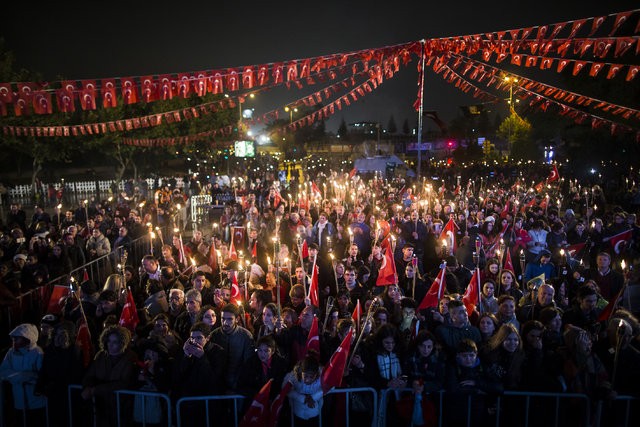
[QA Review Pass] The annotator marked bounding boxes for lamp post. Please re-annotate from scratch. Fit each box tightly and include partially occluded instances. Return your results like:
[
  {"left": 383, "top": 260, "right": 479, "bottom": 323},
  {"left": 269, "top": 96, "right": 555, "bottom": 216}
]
[
  {"left": 284, "top": 106, "right": 298, "bottom": 124},
  {"left": 504, "top": 76, "right": 519, "bottom": 157}
]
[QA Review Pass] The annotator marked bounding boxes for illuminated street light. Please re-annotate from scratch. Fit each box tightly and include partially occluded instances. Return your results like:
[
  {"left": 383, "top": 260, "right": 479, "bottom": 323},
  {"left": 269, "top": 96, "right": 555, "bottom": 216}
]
[{"left": 284, "top": 106, "right": 298, "bottom": 124}]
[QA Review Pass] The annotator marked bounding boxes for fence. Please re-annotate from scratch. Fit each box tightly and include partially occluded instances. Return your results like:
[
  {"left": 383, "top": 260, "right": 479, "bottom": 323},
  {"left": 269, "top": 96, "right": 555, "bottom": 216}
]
[
  {"left": 0, "top": 385, "right": 637, "bottom": 427},
  {"left": 5, "top": 177, "right": 186, "bottom": 208}
]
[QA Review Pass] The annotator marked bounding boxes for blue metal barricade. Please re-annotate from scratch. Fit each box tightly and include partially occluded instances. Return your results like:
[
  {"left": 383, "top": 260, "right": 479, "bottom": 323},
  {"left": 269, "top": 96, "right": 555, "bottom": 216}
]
[
  {"left": 594, "top": 394, "right": 639, "bottom": 427},
  {"left": 176, "top": 394, "right": 244, "bottom": 427},
  {"left": 68, "top": 384, "right": 96, "bottom": 427},
  {"left": 115, "top": 389, "right": 172, "bottom": 427}
]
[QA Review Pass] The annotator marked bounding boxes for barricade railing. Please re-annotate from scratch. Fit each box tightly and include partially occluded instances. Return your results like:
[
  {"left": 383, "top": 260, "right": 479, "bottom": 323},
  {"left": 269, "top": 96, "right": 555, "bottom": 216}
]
[
  {"left": 0, "top": 235, "right": 152, "bottom": 334},
  {"left": 115, "top": 389, "right": 172, "bottom": 427},
  {"left": 68, "top": 384, "right": 96, "bottom": 427},
  {"left": 494, "top": 390, "right": 591, "bottom": 427},
  {"left": 594, "top": 394, "right": 639, "bottom": 427},
  {"left": 379, "top": 387, "right": 443, "bottom": 427},
  {"left": 323, "top": 387, "right": 378, "bottom": 427},
  {"left": 0, "top": 379, "right": 47, "bottom": 427},
  {"left": 175, "top": 394, "right": 244, "bottom": 427}
]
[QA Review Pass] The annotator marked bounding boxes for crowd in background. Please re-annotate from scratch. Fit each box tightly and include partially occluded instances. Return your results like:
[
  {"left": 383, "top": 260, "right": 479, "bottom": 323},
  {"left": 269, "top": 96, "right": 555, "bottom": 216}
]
[{"left": 1, "top": 161, "right": 640, "bottom": 426}]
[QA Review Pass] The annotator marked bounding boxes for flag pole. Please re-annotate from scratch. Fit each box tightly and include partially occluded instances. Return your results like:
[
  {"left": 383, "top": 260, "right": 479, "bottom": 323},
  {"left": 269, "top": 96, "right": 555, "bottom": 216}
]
[{"left": 416, "top": 39, "right": 426, "bottom": 181}]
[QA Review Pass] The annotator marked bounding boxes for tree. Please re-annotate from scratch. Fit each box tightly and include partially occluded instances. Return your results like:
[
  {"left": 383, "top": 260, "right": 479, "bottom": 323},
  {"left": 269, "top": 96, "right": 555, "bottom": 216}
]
[
  {"left": 387, "top": 115, "right": 397, "bottom": 134},
  {"left": 337, "top": 118, "right": 348, "bottom": 140},
  {"left": 402, "top": 118, "right": 410, "bottom": 135},
  {"left": 496, "top": 110, "right": 534, "bottom": 160}
]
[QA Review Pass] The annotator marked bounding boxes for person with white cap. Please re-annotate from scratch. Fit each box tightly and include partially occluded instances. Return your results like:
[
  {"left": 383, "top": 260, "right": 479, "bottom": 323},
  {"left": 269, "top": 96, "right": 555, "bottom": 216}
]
[{"left": 0, "top": 323, "right": 47, "bottom": 422}]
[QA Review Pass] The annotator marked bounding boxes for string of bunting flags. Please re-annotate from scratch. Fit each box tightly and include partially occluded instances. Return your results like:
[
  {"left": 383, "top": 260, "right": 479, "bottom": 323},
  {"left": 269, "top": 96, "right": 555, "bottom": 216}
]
[
  {"left": 0, "top": 9, "right": 638, "bottom": 141},
  {"left": 440, "top": 53, "right": 640, "bottom": 136},
  {"left": 0, "top": 41, "right": 419, "bottom": 117}
]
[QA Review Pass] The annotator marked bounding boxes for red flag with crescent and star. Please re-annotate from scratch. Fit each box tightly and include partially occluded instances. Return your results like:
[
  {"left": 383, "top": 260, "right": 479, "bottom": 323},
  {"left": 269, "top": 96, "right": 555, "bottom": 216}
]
[
  {"left": 239, "top": 379, "right": 272, "bottom": 427},
  {"left": 548, "top": 164, "right": 560, "bottom": 182},
  {"left": 305, "top": 316, "right": 320, "bottom": 356},
  {"left": 417, "top": 264, "right": 447, "bottom": 310}
]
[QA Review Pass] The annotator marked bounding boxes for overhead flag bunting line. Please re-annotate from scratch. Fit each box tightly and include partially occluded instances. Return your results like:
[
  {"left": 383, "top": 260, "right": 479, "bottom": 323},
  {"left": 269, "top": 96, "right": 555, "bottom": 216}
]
[
  {"left": 2, "top": 63, "right": 396, "bottom": 139},
  {"left": 0, "top": 8, "right": 637, "bottom": 141},
  {"left": 0, "top": 41, "right": 419, "bottom": 117},
  {"left": 441, "top": 53, "right": 640, "bottom": 137}
]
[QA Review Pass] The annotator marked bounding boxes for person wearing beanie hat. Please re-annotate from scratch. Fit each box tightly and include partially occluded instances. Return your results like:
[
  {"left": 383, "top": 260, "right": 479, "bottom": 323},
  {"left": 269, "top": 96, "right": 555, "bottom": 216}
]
[{"left": 0, "top": 323, "right": 47, "bottom": 414}]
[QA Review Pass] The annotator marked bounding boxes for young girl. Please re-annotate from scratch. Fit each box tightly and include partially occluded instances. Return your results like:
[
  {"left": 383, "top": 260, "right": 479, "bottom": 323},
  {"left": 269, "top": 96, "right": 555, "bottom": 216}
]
[{"left": 285, "top": 352, "right": 324, "bottom": 426}]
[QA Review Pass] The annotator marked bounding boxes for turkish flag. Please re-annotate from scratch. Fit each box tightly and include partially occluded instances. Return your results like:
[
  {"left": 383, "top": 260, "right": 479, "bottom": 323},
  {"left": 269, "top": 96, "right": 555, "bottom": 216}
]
[
  {"left": 268, "top": 381, "right": 292, "bottom": 427},
  {"left": 75, "top": 318, "right": 94, "bottom": 368},
  {"left": 56, "top": 82, "right": 76, "bottom": 113},
  {"left": 212, "top": 71, "right": 225, "bottom": 94},
  {"left": 119, "top": 288, "right": 140, "bottom": 332},
  {"left": 80, "top": 80, "right": 97, "bottom": 110},
  {"left": 566, "top": 242, "right": 587, "bottom": 257},
  {"left": 439, "top": 218, "right": 459, "bottom": 254},
  {"left": 272, "top": 63, "right": 284, "bottom": 84},
  {"left": 230, "top": 271, "right": 243, "bottom": 305},
  {"left": 376, "top": 246, "right": 397, "bottom": 287},
  {"left": 462, "top": 268, "right": 481, "bottom": 316},
  {"left": 321, "top": 328, "right": 352, "bottom": 393},
  {"left": 47, "top": 285, "right": 70, "bottom": 314},
  {"left": 101, "top": 79, "right": 117, "bottom": 108},
  {"left": 417, "top": 266, "right": 446, "bottom": 311},
  {"left": 607, "top": 229, "right": 632, "bottom": 255},
  {"left": 227, "top": 68, "right": 239, "bottom": 91},
  {"left": 121, "top": 77, "right": 139, "bottom": 104},
  {"left": 15, "top": 83, "right": 35, "bottom": 116},
  {"left": 239, "top": 379, "right": 272, "bottom": 427},
  {"left": 158, "top": 75, "right": 175, "bottom": 100},
  {"left": 286, "top": 61, "right": 298, "bottom": 81},
  {"left": 229, "top": 236, "right": 238, "bottom": 261},
  {"left": 233, "top": 227, "right": 246, "bottom": 252},
  {"left": 257, "top": 65, "right": 269, "bottom": 86},
  {"left": 534, "top": 181, "right": 545, "bottom": 193},
  {"left": 0, "top": 83, "right": 14, "bottom": 105},
  {"left": 311, "top": 182, "right": 322, "bottom": 199},
  {"left": 305, "top": 316, "right": 320, "bottom": 356},
  {"left": 351, "top": 299, "right": 362, "bottom": 332},
  {"left": 504, "top": 250, "right": 515, "bottom": 273},
  {"left": 251, "top": 240, "right": 257, "bottom": 259},
  {"left": 242, "top": 66, "right": 255, "bottom": 89},
  {"left": 140, "top": 75, "right": 157, "bottom": 102},
  {"left": 300, "top": 239, "right": 309, "bottom": 259},
  {"left": 308, "top": 264, "right": 319, "bottom": 307},
  {"left": 33, "top": 90, "right": 52, "bottom": 114},
  {"left": 597, "top": 287, "right": 625, "bottom": 322},
  {"left": 177, "top": 74, "right": 191, "bottom": 98}
]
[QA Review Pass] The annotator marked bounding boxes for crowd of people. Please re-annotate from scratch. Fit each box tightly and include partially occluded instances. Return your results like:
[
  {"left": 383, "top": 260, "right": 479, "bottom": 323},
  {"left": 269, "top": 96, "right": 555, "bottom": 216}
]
[{"left": 1, "top": 161, "right": 640, "bottom": 426}]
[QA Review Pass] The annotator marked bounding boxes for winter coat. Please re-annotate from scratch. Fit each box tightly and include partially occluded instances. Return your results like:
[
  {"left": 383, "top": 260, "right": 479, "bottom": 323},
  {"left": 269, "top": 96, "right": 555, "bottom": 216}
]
[
  {"left": 285, "top": 370, "right": 324, "bottom": 420},
  {"left": 0, "top": 324, "right": 47, "bottom": 410}
]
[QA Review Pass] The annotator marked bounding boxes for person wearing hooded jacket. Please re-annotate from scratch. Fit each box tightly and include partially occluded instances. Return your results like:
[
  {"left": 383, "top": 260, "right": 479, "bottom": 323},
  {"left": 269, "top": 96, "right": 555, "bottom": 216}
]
[{"left": 0, "top": 323, "right": 47, "bottom": 424}]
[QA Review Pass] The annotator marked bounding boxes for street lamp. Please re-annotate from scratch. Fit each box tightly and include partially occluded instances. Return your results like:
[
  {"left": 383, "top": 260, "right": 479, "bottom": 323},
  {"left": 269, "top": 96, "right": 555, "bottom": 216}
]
[{"left": 284, "top": 106, "right": 298, "bottom": 124}]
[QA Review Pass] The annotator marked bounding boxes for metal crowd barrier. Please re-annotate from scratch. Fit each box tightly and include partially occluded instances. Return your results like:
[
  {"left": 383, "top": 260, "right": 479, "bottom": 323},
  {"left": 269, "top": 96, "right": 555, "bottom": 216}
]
[
  {"left": 594, "top": 395, "right": 639, "bottom": 427},
  {"left": 0, "top": 379, "right": 49, "bottom": 427},
  {"left": 495, "top": 390, "right": 591, "bottom": 427},
  {"left": 68, "top": 384, "right": 96, "bottom": 427},
  {"left": 324, "top": 387, "right": 378, "bottom": 427},
  {"left": 175, "top": 394, "right": 244, "bottom": 427},
  {"left": 115, "top": 389, "right": 172, "bottom": 427}
]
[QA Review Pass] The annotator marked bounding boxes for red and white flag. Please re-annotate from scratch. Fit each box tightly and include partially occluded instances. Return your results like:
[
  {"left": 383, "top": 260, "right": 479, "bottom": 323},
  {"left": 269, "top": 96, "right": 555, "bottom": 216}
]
[
  {"left": 47, "top": 285, "right": 70, "bottom": 315},
  {"left": 231, "top": 271, "right": 242, "bottom": 304},
  {"left": 321, "top": 328, "right": 353, "bottom": 393},
  {"left": 566, "top": 242, "right": 587, "bottom": 257},
  {"left": 439, "top": 218, "right": 459, "bottom": 254},
  {"left": 503, "top": 250, "right": 515, "bottom": 273},
  {"left": 119, "top": 288, "right": 140, "bottom": 332},
  {"left": 305, "top": 316, "right": 320, "bottom": 356},
  {"left": 229, "top": 236, "right": 238, "bottom": 261},
  {"left": 462, "top": 268, "right": 482, "bottom": 316},
  {"left": 351, "top": 299, "right": 362, "bottom": 332},
  {"left": 376, "top": 247, "right": 397, "bottom": 287},
  {"left": 417, "top": 265, "right": 447, "bottom": 311},
  {"left": 75, "top": 318, "right": 93, "bottom": 368},
  {"left": 548, "top": 164, "right": 560, "bottom": 182},
  {"left": 268, "top": 381, "right": 292, "bottom": 427},
  {"left": 239, "top": 379, "right": 272, "bottom": 427},
  {"left": 307, "top": 264, "right": 319, "bottom": 307},
  {"left": 606, "top": 229, "right": 632, "bottom": 255}
]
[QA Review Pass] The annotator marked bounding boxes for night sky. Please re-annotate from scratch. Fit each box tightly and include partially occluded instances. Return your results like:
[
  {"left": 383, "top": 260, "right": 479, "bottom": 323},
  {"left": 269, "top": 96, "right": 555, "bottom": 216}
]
[{"left": 2, "top": 1, "right": 638, "bottom": 133}]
